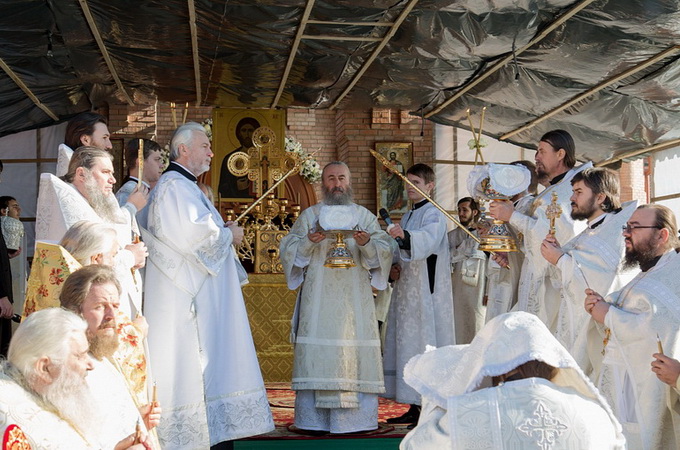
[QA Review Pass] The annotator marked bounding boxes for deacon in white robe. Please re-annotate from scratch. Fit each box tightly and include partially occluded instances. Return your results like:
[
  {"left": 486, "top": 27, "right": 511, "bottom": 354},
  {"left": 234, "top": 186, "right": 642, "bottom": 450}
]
[
  {"left": 586, "top": 204, "right": 680, "bottom": 449},
  {"left": 384, "top": 163, "right": 455, "bottom": 412},
  {"left": 401, "top": 312, "right": 625, "bottom": 450},
  {"left": 116, "top": 138, "right": 165, "bottom": 207},
  {"left": 144, "top": 123, "right": 273, "bottom": 448},
  {"left": 484, "top": 192, "right": 533, "bottom": 322},
  {"left": 489, "top": 130, "right": 589, "bottom": 331},
  {"left": 541, "top": 168, "right": 637, "bottom": 370},
  {"left": 279, "top": 162, "right": 394, "bottom": 433},
  {"left": 448, "top": 197, "right": 487, "bottom": 344}
]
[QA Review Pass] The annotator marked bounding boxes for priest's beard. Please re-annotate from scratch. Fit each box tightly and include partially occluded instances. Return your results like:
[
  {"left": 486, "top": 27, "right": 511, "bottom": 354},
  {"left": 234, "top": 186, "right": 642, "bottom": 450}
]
[
  {"left": 83, "top": 173, "right": 125, "bottom": 224},
  {"left": 570, "top": 197, "right": 598, "bottom": 221},
  {"left": 623, "top": 238, "right": 659, "bottom": 270},
  {"left": 87, "top": 319, "right": 120, "bottom": 360},
  {"left": 322, "top": 184, "right": 353, "bottom": 205},
  {"left": 41, "top": 364, "right": 101, "bottom": 443}
]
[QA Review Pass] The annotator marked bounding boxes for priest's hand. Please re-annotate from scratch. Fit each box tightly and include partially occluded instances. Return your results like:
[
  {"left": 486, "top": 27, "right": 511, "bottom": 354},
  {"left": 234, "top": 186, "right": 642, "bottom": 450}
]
[
  {"left": 226, "top": 221, "right": 244, "bottom": 246},
  {"left": 540, "top": 235, "right": 563, "bottom": 265},
  {"left": 353, "top": 230, "right": 370, "bottom": 246},
  {"left": 585, "top": 288, "right": 609, "bottom": 324},
  {"left": 488, "top": 200, "right": 514, "bottom": 222},
  {"left": 491, "top": 252, "right": 509, "bottom": 268},
  {"left": 126, "top": 242, "right": 148, "bottom": 269},
  {"left": 127, "top": 184, "right": 150, "bottom": 211},
  {"left": 651, "top": 354, "right": 680, "bottom": 387},
  {"left": 307, "top": 231, "right": 326, "bottom": 243},
  {"left": 387, "top": 223, "right": 405, "bottom": 240},
  {"left": 140, "top": 402, "right": 162, "bottom": 430},
  {"left": 114, "top": 431, "right": 152, "bottom": 450},
  {"left": 0, "top": 296, "right": 11, "bottom": 318}
]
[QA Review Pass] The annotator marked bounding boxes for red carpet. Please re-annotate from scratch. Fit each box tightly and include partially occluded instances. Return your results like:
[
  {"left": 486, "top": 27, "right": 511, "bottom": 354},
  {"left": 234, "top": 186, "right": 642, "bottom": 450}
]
[{"left": 246, "top": 383, "right": 411, "bottom": 440}]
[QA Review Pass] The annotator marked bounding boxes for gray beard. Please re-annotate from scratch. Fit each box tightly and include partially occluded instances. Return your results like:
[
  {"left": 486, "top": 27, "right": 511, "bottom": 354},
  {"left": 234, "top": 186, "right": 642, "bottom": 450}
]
[
  {"left": 84, "top": 176, "right": 125, "bottom": 224},
  {"left": 322, "top": 185, "right": 354, "bottom": 205},
  {"left": 41, "top": 365, "right": 102, "bottom": 444}
]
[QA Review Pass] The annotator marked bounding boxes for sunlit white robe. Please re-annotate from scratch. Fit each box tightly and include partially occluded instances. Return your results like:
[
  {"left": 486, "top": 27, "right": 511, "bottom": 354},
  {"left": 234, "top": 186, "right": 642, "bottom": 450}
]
[
  {"left": 549, "top": 201, "right": 638, "bottom": 371},
  {"left": 588, "top": 250, "right": 680, "bottom": 449},
  {"left": 0, "top": 370, "right": 93, "bottom": 449},
  {"left": 484, "top": 194, "right": 532, "bottom": 322},
  {"left": 383, "top": 202, "right": 455, "bottom": 405},
  {"left": 35, "top": 173, "right": 143, "bottom": 318},
  {"left": 144, "top": 170, "right": 273, "bottom": 448},
  {"left": 510, "top": 162, "right": 591, "bottom": 330},
  {"left": 448, "top": 227, "right": 486, "bottom": 344},
  {"left": 401, "top": 312, "right": 625, "bottom": 450}
]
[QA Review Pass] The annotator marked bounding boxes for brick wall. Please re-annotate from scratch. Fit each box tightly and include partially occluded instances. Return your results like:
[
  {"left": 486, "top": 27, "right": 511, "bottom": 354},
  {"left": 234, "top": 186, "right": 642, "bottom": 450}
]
[
  {"left": 618, "top": 159, "right": 648, "bottom": 204},
  {"left": 107, "top": 103, "right": 434, "bottom": 212}
]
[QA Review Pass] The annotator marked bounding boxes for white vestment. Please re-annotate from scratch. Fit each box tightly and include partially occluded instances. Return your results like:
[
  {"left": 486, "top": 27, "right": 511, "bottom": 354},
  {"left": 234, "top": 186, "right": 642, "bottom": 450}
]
[
  {"left": 144, "top": 169, "right": 273, "bottom": 448},
  {"left": 401, "top": 311, "right": 625, "bottom": 450},
  {"left": 550, "top": 202, "right": 638, "bottom": 370},
  {"left": 510, "top": 163, "right": 591, "bottom": 330},
  {"left": 448, "top": 227, "right": 486, "bottom": 344},
  {"left": 87, "top": 357, "right": 148, "bottom": 449},
  {"left": 383, "top": 202, "right": 455, "bottom": 405},
  {"left": 588, "top": 250, "right": 680, "bottom": 449},
  {"left": 0, "top": 371, "right": 93, "bottom": 449},
  {"left": 279, "top": 202, "right": 394, "bottom": 433},
  {"left": 35, "top": 173, "right": 143, "bottom": 318},
  {"left": 484, "top": 194, "right": 532, "bottom": 322}
]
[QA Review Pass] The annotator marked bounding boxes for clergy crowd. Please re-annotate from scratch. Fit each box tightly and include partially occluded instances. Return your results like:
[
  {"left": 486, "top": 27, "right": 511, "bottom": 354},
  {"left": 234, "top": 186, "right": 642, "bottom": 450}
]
[{"left": 0, "top": 112, "right": 678, "bottom": 449}]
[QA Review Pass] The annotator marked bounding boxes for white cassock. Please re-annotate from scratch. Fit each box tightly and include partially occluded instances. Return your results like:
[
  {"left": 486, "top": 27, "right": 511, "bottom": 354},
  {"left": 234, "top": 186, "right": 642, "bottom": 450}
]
[
  {"left": 35, "top": 173, "right": 143, "bottom": 318},
  {"left": 279, "top": 203, "right": 394, "bottom": 433},
  {"left": 587, "top": 250, "right": 680, "bottom": 449},
  {"left": 0, "top": 370, "right": 93, "bottom": 449},
  {"left": 383, "top": 201, "right": 455, "bottom": 405},
  {"left": 484, "top": 194, "right": 533, "bottom": 323},
  {"left": 401, "top": 312, "right": 626, "bottom": 450},
  {"left": 143, "top": 167, "right": 273, "bottom": 448},
  {"left": 448, "top": 227, "right": 486, "bottom": 344},
  {"left": 86, "top": 357, "right": 149, "bottom": 449},
  {"left": 549, "top": 201, "right": 638, "bottom": 371},
  {"left": 509, "top": 162, "right": 591, "bottom": 330}
]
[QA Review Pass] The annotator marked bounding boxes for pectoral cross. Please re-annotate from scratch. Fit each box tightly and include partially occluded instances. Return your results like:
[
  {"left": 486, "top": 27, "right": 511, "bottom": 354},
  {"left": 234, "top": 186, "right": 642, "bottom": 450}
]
[{"left": 546, "top": 191, "right": 562, "bottom": 235}]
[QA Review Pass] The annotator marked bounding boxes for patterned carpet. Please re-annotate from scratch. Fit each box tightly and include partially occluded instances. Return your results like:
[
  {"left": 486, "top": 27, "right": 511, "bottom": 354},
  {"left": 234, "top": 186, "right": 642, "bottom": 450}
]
[{"left": 243, "top": 383, "right": 411, "bottom": 441}]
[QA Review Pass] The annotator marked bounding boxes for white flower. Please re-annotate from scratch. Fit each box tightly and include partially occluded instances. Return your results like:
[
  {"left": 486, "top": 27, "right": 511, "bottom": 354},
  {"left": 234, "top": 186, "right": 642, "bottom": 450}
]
[{"left": 285, "top": 136, "right": 321, "bottom": 184}]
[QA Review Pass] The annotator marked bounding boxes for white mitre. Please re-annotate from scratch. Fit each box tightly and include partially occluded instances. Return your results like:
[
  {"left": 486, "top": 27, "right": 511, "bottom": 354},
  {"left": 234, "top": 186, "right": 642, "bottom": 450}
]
[
  {"left": 56, "top": 144, "right": 74, "bottom": 177},
  {"left": 319, "top": 205, "right": 358, "bottom": 230}
]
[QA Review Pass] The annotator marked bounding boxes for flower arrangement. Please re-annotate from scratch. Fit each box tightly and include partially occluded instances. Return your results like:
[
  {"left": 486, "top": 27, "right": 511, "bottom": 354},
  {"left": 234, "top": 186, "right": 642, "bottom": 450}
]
[
  {"left": 285, "top": 136, "right": 321, "bottom": 184},
  {"left": 201, "top": 118, "right": 213, "bottom": 141},
  {"left": 467, "top": 137, "right": 488, "bottom": 150}
]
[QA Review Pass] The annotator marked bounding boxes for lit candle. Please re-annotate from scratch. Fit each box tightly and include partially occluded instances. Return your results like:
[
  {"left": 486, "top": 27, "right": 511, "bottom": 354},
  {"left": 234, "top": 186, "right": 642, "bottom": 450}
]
[
  {"left": 182, "top": 102, "right": 189, "bottom": 124},
  {"left": 657, "top": 333, "right": 664, "bottom": 354},
  {"left": 137, "top": 139, "right": 144, "bottom": 189}
]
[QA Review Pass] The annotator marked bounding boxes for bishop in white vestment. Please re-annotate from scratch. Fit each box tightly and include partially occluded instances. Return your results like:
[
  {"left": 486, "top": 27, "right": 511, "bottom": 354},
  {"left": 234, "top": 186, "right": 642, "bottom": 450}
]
[
  {"left": 280, "top": 162, "right": 394, "bottom": 433},
  {"left": 586, "top": 204, "right": 680, "bottom": 449},
  {"left": 401, "top": 312, "right": 625, "bottom": 450},
  {"left": 144, "top": 123, "right": 273, "bottom": 448}
]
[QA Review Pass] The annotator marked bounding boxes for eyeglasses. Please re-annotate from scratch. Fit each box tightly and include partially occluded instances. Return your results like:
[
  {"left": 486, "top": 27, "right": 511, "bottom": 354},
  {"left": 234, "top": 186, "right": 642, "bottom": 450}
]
[{"left": 622, "top": 224, "right": 662, "bottom": 233}]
